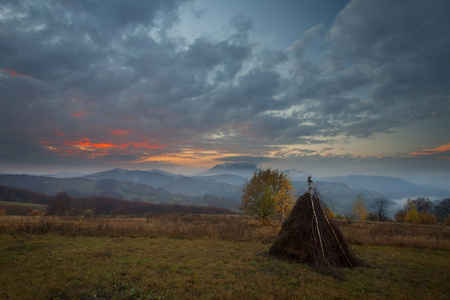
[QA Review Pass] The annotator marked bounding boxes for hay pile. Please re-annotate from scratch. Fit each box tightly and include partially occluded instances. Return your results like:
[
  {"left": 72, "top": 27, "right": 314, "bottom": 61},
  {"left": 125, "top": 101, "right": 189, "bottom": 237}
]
[{"left": 269, "top": 184, "right": 359, "bottom": 274}]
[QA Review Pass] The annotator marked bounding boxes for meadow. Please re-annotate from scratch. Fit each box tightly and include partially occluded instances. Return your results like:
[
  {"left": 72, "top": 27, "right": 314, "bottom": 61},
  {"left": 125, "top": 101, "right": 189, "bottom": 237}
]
[{"left": 1, "top": 215, "right": 449, "bottom": 299}]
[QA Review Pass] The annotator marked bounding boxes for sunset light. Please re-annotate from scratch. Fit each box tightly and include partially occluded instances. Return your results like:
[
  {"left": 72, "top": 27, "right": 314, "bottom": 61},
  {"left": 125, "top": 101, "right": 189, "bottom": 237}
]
[
  {"left": 0, "top": 0, "right": 448, "bottom": 183},
  {"left": 410, "top": 143, "right": 450, "bottom": 160},
  {"left": 410, "top": 143, "right": 450, "bottom": 156}
]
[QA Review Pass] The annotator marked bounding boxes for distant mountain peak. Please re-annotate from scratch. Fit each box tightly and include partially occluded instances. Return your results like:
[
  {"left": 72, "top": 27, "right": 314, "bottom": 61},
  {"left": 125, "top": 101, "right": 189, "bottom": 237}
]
[
  {"left": 197, "top": 162, "right": 258, "bottom": 177},
  {"left": 42, "top": 171, "right": 87, "bottom": 178},
  {"left": 320, "top": 174, "right": 450, "bottom": 199},
  {"left": 212, "top": 162, "right": 257, "bottom": 169}
]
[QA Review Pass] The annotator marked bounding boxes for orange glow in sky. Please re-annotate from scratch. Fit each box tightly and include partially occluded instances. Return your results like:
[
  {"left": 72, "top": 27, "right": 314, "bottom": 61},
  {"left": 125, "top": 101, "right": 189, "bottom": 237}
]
[
  {"left": 410, "top": 143, "right": 450, "bottom": 157},
  {"left": 71, "top": 108, "right": 90, "bottom": 119},
  {"left": 136, "top": 149, "right": 248, "bottom": 168},
  {"left": 111, "top": 129, "right": 135, "bottom": 135},
  {"left": 41, "top": 137, "right": 167, "bottom": 159},
  {"left": 63, "top": 140, "right": 129, "bottom": 149}
]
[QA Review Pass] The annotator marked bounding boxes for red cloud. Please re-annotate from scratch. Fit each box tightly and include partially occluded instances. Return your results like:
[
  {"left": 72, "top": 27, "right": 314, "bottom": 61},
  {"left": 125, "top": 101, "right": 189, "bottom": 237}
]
[
  {"left": 40, "top": 135, "right": 167, "bottom": 161},
  {"left": 64, "top": 140, "right": 128, "bottom": 149},
  {"left": 130, "top": 141, "right": 167, "bottom": 149},
  {"left": 1, "top": 68, "right": 29, "bottom": 78},
  {"left": 110, "top": 129, "right": 135, "bottom": 135},
  {"left": 71, "top": 108, "right": 90, "bottom": 119},
  {"left": 410, "top": 143, "right": 450, "bottom": 158}
]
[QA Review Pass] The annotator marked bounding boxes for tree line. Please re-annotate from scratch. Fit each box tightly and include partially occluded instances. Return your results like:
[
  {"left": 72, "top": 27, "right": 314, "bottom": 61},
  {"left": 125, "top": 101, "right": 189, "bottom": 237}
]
[
  {"left": 394, "top": 197, "right": 450, "bottom": 224},
  {"left": 0, "top": 185, "right": 237, "bottom": 216},
  {"left": 239, "top": 169, "right": 450, "bottom": 225},
  {"left": 351, "top": 194, "right": 450, "bottom": 224}
]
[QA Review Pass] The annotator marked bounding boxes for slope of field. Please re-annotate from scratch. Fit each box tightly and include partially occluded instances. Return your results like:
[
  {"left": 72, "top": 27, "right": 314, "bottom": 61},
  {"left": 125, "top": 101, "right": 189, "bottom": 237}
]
[{"left": 0, "top": 200, "right": 47, "bottom": 215}]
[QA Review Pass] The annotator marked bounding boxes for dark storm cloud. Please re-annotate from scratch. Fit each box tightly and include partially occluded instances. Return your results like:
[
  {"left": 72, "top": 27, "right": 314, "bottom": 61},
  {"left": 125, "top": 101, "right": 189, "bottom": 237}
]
[
  {"left": 274, "top": 0, "right": 450, "bottom": 140},
  {"left": 0, "top": 0, "right": 449, "bottom": 169},
  {"left": 324, "top": 0, "right": 450, "bottom": 120}
]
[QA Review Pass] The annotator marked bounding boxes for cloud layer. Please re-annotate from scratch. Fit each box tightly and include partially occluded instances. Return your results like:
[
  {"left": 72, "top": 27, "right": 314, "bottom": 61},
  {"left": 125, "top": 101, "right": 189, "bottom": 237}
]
[{"left": 1, "top": 0, "right": 449, "bottom": 174}]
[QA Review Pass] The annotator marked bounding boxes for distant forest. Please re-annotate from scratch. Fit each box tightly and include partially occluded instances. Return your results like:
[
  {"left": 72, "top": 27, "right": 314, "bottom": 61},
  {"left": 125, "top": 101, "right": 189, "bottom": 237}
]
[{"left": 0, "top": 185, "right": 237, "bottom": 216}]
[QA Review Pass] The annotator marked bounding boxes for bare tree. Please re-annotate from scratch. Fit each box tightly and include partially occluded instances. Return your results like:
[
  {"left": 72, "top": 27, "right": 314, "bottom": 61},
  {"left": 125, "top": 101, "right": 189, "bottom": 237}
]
[
  {"left": 372, "top": 198, "right": 389, "bottom": 221},
  {"left": 433, "top": 198, "right": 450, "bottom": 222},
  {"left": 412, "top": 197, "right": 433, "bottom": 213},
  {"left": 45, "top": 192, "right": 72, "bottom": 216}
]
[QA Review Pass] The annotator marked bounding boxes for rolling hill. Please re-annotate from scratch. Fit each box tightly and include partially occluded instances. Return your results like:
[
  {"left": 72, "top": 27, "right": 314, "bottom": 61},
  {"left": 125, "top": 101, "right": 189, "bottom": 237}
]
[
  {"left": 320, "top": 175, "right": 450, "bottom": 199},
  {"left": 1, "top": 167, "right": 448, "bottom": 216}
]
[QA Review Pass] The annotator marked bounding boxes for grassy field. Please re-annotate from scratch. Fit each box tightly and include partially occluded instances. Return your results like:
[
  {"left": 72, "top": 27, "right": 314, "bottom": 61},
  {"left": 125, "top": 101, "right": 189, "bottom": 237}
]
[
  {"left": 0, "top": 215, "right": 449, "bottom": 299},
  {"left": 0, "top": 200, "right": 47, "bottom": 215}
]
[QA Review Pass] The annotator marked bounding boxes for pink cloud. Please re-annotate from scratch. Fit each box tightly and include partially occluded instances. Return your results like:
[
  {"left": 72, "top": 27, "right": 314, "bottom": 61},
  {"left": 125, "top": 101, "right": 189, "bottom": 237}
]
[
  {"left": 1, "top": 68, "right": 29, "bottom": 78},
  {"left": 410, "top": 143, "right": 450, "bottom": 160}
]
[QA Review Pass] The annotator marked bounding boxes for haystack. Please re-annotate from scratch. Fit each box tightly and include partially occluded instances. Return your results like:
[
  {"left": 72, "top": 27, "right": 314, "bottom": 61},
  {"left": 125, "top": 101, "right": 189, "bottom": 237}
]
[{"left": 269, "top": 177, "right": 359, "bottom": 274}]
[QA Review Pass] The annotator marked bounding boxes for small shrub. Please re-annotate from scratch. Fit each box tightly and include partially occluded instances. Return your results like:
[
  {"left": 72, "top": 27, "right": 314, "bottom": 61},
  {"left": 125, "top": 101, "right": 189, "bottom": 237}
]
[
  {"left": 418, "top": 212, "right": 437, "bottom": 224},
  {"left": 82, "top": 209, "right": 95, "bottom": 218},
  {"left": 395, "top": 209, "right": 406, "bottom": 222},
  {"left": 0, "top": 208, "right": 6, "bottom": 216},
  {"left": 325, "top": 207, "right": 336, "bottom": 219},
  {"left": 27, "top": 210, "right": 41, "bottom": 216},
  {"left": 443, "top": 215, "right": 450, "bottom": 226}
]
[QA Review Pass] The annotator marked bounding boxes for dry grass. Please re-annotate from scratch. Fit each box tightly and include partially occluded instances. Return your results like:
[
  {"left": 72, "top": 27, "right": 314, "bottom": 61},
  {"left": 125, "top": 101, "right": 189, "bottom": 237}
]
[
  {"left": 334, "top": 219, "right": 450, "bottom": 250},
  {"left": 0, "top": 215, "right": 449, "bottom": 299},
  {"left": 0, "top": 215, "right": 277, "bottom": 241},
  {"left": 0, "top": 234, "right": 449, "bottom": 299},
  {"left": 1, "top": 215, "right": 449, "bottom": 250}
]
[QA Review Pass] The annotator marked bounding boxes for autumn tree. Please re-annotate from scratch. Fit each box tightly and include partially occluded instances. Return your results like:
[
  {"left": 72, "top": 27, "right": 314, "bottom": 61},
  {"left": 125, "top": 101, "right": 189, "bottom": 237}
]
[
  {"left": 394, "top": 209, "right": 406, "bottom": 222},
  {"left": 395, "top": 197, "right": 438, "bottom": 224},
  {"left": 404, "top": 207, "right": 420, "bottom": 223},
  {"left": 395, "top": 198, "right": 415, "bottom": 222},
  {"left": 352, "top": 193, "right": 368, "bottom": 221},
  {"left": 240, "top": 168, "right": 296, "bottom": 224}
]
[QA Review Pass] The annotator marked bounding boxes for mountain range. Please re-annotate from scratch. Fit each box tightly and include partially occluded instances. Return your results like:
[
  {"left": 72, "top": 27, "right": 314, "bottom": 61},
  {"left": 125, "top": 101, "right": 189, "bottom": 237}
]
[
  {"left": 319, "top": 175, "right": 450, "bottom": 199},
  {"left": 0, "top": 162, "right": 448, "bottom": 215}
]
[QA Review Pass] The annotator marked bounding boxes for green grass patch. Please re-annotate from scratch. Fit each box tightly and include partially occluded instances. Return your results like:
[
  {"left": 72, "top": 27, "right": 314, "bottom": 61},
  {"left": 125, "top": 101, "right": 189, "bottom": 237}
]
[
  {"left": 1, "top": 234, "right": 449, "bottom": 299},
  {"left": 0, "top": 200, "right": 47, "bottom": 215}
]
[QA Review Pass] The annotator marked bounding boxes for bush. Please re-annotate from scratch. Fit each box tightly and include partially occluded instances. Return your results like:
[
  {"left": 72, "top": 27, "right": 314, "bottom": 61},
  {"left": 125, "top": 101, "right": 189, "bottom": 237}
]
[
  {"left": 443, "top": 215, "right": 450, "bottom": 226},
  {"left": 404, "top": 208, "right": 420, "bottom": 223},
  {"left": 27, "top": 210, "right": 41, "bottom": 216},
  {"left": 418, "top": 212, "right": 437, "bottom": 224},
  {"left": 82, "top": 209, "right": 95, "bottom": 218}
]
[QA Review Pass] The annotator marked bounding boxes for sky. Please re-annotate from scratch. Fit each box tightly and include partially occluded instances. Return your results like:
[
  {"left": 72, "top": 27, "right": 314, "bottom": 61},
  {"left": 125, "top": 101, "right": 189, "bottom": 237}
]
[{"left": 1, "top": 0, "right": 449, "bottom": 186}]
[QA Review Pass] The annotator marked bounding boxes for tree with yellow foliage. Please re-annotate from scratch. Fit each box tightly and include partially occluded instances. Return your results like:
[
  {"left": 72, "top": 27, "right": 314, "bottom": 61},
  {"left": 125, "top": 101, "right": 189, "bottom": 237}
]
[
  {"left": 352, "top": 193, "right": 368, "bottom": 220},
  {"left": 404, "top": 207, "right": 420, "bottom": 223},
  {"left": 240, "top": 168, "right": 296, "bottom": 224},
  {"left": 443, "top": 215, "right": 450, "bottom": 226}
]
